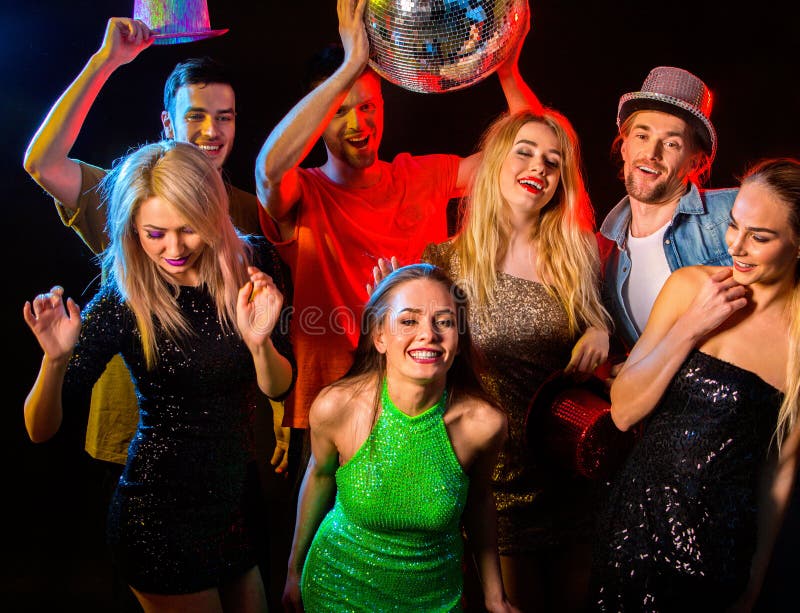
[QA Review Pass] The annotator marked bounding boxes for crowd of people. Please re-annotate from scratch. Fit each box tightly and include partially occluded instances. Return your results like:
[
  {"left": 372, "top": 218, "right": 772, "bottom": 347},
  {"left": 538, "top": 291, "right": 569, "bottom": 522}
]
[{"left": 20, "top": 1, "right": 799, "bottom": 612}]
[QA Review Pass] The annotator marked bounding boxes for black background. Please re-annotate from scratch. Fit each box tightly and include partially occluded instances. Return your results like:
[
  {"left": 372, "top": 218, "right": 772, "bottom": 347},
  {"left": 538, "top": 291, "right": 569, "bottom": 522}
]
[{"left": 2, "top": 1, "right": 798, "bottom": 610}]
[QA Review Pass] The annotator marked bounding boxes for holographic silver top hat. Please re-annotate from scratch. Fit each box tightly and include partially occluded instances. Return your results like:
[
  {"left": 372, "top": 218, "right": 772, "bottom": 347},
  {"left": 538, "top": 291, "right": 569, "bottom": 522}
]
[
  {"left": 617, "top": 66, "right": 717, "bottom": 162},
  {"left": 133, "top": 0, "right": 228, "bottom": 45}
]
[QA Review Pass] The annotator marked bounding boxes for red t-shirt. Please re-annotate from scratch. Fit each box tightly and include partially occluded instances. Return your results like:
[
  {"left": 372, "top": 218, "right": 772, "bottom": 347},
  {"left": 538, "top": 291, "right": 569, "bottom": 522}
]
[{"left": 259, "top": 153, "right": 460, "bottom": 427}]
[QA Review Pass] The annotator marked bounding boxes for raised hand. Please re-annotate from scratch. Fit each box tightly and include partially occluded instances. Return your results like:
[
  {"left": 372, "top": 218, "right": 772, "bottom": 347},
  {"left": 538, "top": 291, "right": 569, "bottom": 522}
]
[
  {"left": 237, "top": 266, "right": 284, "bottom": 350},
  {"left": 366, "top": 256, "right": 399, "bottom": 296},
  {"left": 500, "top": 0, "right": 530, "bottom": 70},
  {"left": 337, "top": 0, "right": 370, "bottom": 67},
  {"left": 98, "top": 17, "right": 153, "bottom": 68},
  {"left": 22, "top": 286, "right": 81, "bottom": 361}
]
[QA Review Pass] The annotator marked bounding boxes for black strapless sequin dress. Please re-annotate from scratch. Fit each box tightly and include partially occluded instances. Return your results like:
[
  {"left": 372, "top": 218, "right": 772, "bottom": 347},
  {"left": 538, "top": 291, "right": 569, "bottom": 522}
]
[{"left": 591, "top": 350, "right": 782, "bottom": 612}]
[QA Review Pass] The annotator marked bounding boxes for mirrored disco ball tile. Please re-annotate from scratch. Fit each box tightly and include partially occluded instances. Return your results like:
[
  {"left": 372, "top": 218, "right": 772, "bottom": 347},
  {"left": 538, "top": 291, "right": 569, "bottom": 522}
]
[{"left": 366, "top": 0, "right": 528, "bottom": 93}]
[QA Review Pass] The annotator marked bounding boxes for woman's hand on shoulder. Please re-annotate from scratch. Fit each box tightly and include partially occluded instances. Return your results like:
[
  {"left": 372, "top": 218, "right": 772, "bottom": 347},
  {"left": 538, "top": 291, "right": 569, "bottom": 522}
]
[
  {"left": 677, "top": 266, "right": 748, "bottom": 341},
  {"left": 565, "top": 326, "right": 609, "bottom": 379}
]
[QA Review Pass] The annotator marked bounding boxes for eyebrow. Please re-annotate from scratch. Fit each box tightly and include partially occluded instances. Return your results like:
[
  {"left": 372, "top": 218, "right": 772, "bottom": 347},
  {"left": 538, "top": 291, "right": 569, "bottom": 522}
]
[
  {"left": 514, "top": 139, "right": 562, "bottom": 156},
  {"left": 397, "top": 307, "right": 456, "bottom": 316},
  {"left": 142, "top": 223, "right": 191, "bottom": 231},
  {"left": 184, "top": 106, "right": 235, "bottom": 114},
  {"left": 729, "top": 214, "right": 779, "bottom": 235},
  {"left": 631, "top": 123, "right": 685, "bottom": 139}
]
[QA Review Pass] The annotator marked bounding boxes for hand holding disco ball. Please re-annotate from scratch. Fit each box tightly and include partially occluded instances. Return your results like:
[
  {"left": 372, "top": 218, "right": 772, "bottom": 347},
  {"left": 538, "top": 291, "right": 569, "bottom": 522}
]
[{"left": 365, "top": 0, "right": 529, "bottom": 94}]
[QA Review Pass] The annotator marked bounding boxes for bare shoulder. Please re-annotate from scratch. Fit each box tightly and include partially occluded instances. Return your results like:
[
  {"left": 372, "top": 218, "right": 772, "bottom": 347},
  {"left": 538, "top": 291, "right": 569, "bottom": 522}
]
[
  {"left": 309, "top": 377, "right": 372, "bottom": 430},
  {"left": 308, "top": 387, "right": 341, "bottom": 434},
  {"left": 449, "top": 395, "right": 508, "bottom": 447},
  {"left": 670, "top": 263, "right": 723, "bottom": 285},
  {"left": 661, "top": 264, "right": 723, "bottom": 297}
]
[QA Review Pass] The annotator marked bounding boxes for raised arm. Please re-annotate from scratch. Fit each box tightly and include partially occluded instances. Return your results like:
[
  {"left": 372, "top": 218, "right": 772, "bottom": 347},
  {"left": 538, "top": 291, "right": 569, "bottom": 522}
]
[
  {"left": 456, "top": 0, "right": 541, "bottom": 192},
  {"left": 22, "top": 286, "right": 82, "bottom": 442},
  {"left": 255, "top": 0, "right": 370, "bottom": 227},
  {"left": 610, "top": 267, "right": 747, "bottom": 431},
  {"left": 494, "top": 0, "right": 541, "bottom": 116},
  {"left": 22, "top": 17, "right": 152, "bottom": 209},
  {"left": 281, "top": 389, "right": 342, "bottom": 612}
]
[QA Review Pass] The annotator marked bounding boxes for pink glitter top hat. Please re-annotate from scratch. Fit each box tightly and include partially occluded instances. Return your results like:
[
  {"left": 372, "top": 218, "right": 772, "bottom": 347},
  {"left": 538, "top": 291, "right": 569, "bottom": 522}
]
[{"left": 133, "top": 0, "right": 228, "bottom": 45}]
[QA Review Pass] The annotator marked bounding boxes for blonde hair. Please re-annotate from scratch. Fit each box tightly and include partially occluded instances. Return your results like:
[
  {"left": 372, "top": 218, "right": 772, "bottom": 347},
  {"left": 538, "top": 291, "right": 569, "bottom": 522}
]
[
  {"left": 741, "top": 158, "right": 800, "bottom": 447},
  {"left": 453, "top": 109, "right": 609, "bottom": 336},
  {"left": 101, "top": 141, "right": 251, "bottom": 368}
]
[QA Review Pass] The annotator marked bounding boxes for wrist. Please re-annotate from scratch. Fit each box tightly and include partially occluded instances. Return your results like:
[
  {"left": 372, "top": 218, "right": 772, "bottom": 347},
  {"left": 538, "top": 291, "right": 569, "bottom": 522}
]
[
  {"left": 88, "top": 49, "right": 122, "bottom": 77},
  {"left": 248, "top": 336, "right": 276, "bottom": 358},
  {"left": 484, "top": 594, "right": 510, "bottom": 612},
  {"left": 44, "top": 352, "right": 72, "bottom": 369}
]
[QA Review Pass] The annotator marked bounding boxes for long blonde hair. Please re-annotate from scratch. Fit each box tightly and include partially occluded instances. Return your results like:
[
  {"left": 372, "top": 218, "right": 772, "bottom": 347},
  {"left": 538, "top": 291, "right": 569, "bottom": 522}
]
[
  {"left": 101, "top": 141, "right": 251, "bottom": 368},
  {"left": 742, "top": 158, "right": 800, "bottom": 446},
  {"left": 453, "top": 109, "right": 609, "bottom": 335}
]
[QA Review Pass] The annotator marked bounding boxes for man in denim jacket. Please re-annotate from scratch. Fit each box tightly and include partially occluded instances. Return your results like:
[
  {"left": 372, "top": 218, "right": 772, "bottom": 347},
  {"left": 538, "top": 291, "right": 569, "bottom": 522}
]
[{"left": 597, "top": 66, "right": 736, "bottom": 353}]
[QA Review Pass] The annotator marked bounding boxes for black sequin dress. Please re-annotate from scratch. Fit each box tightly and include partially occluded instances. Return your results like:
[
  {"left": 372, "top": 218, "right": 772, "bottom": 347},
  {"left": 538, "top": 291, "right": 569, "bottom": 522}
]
[
  {"left": 591, "top": 350, "right": 782, "bottom": 612},
  {"left": 63, "top": 239, "right": 295, "bottom": 594}
]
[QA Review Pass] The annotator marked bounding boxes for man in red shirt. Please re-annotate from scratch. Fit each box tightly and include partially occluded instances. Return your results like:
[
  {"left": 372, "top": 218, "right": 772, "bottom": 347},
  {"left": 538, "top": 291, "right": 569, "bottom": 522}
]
[{"left": 255, "top": 0, "right": 540, "bottom": 484}]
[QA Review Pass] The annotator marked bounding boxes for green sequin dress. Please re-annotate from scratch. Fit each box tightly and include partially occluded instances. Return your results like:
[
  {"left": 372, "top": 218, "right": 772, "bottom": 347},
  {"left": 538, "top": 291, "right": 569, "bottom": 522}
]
[{"left": 300, "top": 381, "right": 469, "bottom": 612}]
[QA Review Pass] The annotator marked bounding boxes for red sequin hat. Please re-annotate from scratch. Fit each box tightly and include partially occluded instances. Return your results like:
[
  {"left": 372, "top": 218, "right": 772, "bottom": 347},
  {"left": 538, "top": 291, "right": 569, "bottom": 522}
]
[{"left": 524, "top": 371, "right": 638, "bottom": 480}]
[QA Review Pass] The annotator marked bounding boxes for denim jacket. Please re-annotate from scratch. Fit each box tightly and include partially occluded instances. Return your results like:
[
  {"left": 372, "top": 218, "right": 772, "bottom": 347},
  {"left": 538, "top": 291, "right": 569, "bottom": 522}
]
[{"left": 598, "top": 183, "right": 737, "bottom": 351}]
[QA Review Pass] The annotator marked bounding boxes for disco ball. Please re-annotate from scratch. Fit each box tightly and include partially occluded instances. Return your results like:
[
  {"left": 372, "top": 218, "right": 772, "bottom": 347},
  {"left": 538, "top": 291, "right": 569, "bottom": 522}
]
[{"left": 365, "top": 0, "right": 528, "bottom": 94}]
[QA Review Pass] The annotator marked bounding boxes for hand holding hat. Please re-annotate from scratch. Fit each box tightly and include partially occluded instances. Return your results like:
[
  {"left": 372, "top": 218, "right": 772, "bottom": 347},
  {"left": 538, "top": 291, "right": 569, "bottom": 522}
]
[{"left": 97, "top": 17, "right": 154, "bottom": 68}]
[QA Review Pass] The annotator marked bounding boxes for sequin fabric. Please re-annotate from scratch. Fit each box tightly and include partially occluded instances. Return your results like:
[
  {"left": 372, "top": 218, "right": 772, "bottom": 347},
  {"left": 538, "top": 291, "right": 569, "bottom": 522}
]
[
  {"left": 300, "top": 380, "right": 469, "bottom": 612},
  {"left": 64, "top": 238, "right": 295, "bottom": 594},
  {"left": 591, "top": 350, "right": 782, "bottom": 611},
  {"left": 424, "top": 242, "right": 597, "bottom": 554}
]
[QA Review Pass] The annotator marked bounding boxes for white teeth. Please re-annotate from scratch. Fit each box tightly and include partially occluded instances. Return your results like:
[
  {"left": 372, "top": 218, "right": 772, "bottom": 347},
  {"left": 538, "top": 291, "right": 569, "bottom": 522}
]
[
  {"left": 199, "top": 144, "right": 221, "bottom": 151},
  {"left": 638, "top": 165, "right": 658, "bottom": 174},
  {"left": 410, "top": 350, "right": 439, "bottom": 359},
  {"left": 519, "top": 178, "right": 543, "bottom": 190}
]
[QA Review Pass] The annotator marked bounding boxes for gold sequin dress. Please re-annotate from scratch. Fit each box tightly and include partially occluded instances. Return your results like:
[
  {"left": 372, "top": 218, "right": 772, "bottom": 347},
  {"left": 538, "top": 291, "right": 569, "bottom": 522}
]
[{"left": 424, "top": 242, "right": 597, "bottom": 554}]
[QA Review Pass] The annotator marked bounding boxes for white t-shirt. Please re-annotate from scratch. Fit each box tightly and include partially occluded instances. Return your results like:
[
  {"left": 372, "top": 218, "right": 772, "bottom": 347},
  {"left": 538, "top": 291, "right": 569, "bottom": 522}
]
[{"left": 622, "top": 223, "right": 672, "bottom": 336}]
